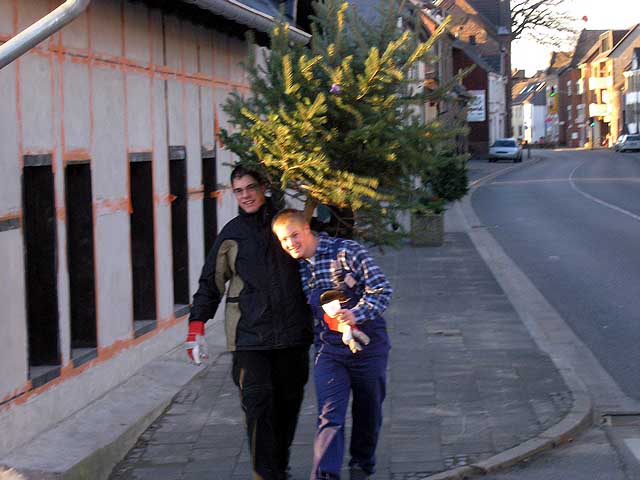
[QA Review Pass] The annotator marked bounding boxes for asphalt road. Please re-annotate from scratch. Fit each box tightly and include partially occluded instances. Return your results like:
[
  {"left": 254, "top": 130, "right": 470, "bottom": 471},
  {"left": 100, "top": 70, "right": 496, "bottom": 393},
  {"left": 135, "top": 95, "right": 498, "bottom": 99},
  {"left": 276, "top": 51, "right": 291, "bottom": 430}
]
[{"left": 471, "top": 148, "right": 640, "bottom": 401}]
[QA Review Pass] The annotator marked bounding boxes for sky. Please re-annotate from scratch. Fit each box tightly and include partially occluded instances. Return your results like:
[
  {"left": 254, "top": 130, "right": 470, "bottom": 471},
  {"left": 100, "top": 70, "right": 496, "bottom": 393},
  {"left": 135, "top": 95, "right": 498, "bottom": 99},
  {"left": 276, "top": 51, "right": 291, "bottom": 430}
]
[{"left": 511, "top": 0, "right": 640, "bottom": 76}]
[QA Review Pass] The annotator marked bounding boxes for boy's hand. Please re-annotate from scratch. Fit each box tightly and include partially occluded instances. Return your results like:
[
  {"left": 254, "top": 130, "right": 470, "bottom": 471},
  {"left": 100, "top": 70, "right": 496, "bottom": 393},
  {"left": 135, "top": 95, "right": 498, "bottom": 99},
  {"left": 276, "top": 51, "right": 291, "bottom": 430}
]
[{"left": 337, "top": 309, "right": 356, "bottom": 326}]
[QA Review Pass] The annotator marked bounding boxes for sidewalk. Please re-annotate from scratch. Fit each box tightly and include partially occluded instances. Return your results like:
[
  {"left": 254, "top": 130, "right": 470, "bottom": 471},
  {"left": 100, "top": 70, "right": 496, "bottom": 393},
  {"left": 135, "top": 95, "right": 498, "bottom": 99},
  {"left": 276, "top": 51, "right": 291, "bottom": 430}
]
[{"left": 107, "top": 216, "right": 589, "bottom": 479}]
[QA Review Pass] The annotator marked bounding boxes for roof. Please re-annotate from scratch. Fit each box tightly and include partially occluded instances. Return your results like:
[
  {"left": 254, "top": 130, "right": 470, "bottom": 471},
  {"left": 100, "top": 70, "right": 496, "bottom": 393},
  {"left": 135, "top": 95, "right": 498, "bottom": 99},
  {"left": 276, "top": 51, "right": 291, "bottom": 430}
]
[
  {"left": 546, "top": 51, "right": 572, "bottom": 74},
  {"left": 571, "top": 29, "right": 606, "bottom": 66},
  {"left": 179, "top": 0, "right": 310, "bottom": 43},
  {"left": 511, "top": 73, "right": 546, "bottom": 105},
  {"left": 609, "top": 24, "right": 640, "bottom": 57},
  {"left": 465, "top": 0, "right": 510, "bottom": 33}
]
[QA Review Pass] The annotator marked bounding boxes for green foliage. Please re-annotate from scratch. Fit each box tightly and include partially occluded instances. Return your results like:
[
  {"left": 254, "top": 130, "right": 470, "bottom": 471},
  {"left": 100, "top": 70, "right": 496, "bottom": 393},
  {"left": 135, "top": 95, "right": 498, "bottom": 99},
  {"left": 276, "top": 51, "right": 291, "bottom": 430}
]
[{"left": 220, "top": 0, "right": 469, "bottom": 245}]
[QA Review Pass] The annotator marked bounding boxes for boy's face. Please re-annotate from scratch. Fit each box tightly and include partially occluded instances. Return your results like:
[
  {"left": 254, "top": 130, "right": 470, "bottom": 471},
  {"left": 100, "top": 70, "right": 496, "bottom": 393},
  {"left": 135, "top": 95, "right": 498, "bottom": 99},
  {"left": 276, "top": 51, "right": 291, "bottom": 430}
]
[
  {"left": 231, "top": 174, "right": 266, "bottom": 214},
  {"left": 273, "top": 221, "right": 315, "bottom": 260}
]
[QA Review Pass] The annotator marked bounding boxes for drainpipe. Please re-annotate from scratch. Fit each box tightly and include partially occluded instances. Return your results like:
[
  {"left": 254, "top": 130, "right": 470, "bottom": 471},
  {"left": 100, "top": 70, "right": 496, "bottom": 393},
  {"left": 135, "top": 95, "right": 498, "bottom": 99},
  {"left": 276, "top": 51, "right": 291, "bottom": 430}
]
[{"left": 0, "top": 0, "right": 91, "bottom": 70}]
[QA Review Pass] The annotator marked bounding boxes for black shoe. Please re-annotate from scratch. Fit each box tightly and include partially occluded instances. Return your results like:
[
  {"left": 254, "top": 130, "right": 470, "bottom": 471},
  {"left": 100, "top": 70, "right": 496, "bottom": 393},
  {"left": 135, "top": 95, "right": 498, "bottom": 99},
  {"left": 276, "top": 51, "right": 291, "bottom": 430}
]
[
  {"left": 277, "top": 467, "right": 292, "bottom": 480},
  {"left": 349, "top": 467, "right": 371, "bottom": 480}
]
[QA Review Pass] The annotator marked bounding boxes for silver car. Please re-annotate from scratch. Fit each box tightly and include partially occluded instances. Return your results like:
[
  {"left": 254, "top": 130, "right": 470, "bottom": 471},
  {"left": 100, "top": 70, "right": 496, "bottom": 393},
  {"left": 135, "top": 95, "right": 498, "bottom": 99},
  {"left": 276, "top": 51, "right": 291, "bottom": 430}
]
[
  {"left": 614, "top": 134, "right": 640, "bottom": 152},
  {"left": 488, "top": 138, "right": 522, "bottom": 163}
]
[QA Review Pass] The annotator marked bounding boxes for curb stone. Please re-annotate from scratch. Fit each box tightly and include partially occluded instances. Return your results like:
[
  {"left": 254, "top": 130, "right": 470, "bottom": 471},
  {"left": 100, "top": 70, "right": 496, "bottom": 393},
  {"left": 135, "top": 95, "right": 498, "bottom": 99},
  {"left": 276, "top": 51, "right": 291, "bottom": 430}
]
[{"left": 420, "top": 155, "right": 594, "bottom": 480}]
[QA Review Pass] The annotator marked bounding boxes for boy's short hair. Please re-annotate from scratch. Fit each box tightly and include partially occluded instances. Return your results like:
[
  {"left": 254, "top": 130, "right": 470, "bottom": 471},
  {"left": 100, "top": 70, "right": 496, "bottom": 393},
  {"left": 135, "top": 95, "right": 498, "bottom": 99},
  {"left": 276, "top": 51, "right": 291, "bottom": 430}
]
[
  {"left": 272, "top": 209, "right": 308, "bottom": 230},
  {"left": 230, "top": 165, "right": 265, "bottom": 185}
]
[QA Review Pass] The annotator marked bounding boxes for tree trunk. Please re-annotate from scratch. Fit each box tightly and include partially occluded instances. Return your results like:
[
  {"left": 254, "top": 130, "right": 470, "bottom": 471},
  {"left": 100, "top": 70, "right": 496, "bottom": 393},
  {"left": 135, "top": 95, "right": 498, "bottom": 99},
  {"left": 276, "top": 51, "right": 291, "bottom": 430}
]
[{"left": 303, "top": 196, "right": 318, "bottom": 223}]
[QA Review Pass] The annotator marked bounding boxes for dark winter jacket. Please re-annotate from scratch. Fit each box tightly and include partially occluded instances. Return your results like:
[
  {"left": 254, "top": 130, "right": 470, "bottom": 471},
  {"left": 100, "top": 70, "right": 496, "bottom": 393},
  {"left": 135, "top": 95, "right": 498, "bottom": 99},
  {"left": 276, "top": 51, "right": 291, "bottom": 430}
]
[{"left": 189, "top": 201, "right": 313, "bottom": 351}]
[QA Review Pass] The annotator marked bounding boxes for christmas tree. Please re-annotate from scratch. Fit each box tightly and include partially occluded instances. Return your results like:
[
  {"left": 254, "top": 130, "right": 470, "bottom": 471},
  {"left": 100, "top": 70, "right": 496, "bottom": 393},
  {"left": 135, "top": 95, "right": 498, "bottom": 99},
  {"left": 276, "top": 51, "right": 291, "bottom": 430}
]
[{"left": 220, "top": 0, "right": 469, "bottom": 245}]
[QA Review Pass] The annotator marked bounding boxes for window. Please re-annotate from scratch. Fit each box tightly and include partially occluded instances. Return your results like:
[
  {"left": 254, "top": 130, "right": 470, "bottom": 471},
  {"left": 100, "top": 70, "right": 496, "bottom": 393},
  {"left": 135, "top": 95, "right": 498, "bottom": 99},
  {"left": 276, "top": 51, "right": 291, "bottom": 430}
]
[
  {"left": 577, "top": 79, "right": 583, "bottom": 95},
  {"left": 169, "top": 146, "right": 189, "bottom": 307},
  {"left": 129, "top": 153, "right": 157, "bottom": 335},
  {"left": 567, "top": 105, "right": 572, "bottom": 121},
  {"left": 202, "top": 147, "right": 218, "bottom": 256},
  {"left": 23, "top": 154, "right": 61, "bottom": 385},
  {"left": 566, "top": 80, "right": 572, "bottom": 96},
  {"left": 577, "top": 104, "right": 585, "bottom": 123},
  {"left": 65, "top": 161, "right": 97, "bottom": 366}
]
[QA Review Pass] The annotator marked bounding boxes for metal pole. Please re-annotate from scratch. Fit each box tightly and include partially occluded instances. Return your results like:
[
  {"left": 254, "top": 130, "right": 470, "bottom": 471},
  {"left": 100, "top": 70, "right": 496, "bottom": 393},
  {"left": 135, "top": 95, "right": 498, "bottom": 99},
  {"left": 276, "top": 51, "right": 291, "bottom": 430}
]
[{"left": 0, "top": 0, "right": 91, "bottom": 70}]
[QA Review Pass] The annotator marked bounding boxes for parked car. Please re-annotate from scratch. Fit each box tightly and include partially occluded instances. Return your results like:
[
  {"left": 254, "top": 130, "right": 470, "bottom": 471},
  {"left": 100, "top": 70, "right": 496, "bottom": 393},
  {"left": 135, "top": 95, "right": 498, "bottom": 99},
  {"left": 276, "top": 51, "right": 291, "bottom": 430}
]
[
  {"left": 488, "top": 138, "right": 522, "bottom": 163},
  {"left": 614, "top": 134, "right": 640, "bottom": 152}
]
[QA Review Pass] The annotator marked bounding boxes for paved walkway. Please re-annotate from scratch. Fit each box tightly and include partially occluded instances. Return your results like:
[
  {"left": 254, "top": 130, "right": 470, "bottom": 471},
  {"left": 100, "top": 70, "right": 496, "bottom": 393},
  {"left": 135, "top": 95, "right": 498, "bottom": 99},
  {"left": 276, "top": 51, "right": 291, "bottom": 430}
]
[{"left": 110, "top": 229, "right": 573, "bottom": 480}]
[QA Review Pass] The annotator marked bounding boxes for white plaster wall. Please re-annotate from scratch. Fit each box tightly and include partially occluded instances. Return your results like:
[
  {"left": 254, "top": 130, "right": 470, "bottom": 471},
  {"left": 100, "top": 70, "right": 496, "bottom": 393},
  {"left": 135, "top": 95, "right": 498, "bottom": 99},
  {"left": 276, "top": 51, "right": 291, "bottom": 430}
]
[
  {"left": 90, "top": 0, "right": 123, "bottom": 57},
  {"left": 0, "top": 318, "right": 185, "bottom": 457},
  {"left": 62, "top": 61, "right": 91, "bottom": 151},
  {"left": 229, "top": 37, "right": 247, "bottom": 83},
  {"left": 52, "top": 59, "right": 72, "bottom": 368},
  {"left": 60, "top": 6, "right": 89, "bottom": 50},
  {"left": 164, "top": 15, "right": 182, "bottom": 71},
  {"left": 95, "top": 212, "right": 133, "bottom": 346},
  {"left": 124, "top": 2, "right": 150, "bottom": 64},
  {"left": 200, "top": 87, "right": 215, "bottom": 149},
  {"left": 155, "top": 202, "right": 174, "bottom": 320},
  {"left": 0, "top": 0, "right": 13, "bottom": 35},
  {"left": 92, "top": 67, "right": 127, "bottom": 199},
  {"left": 152, "top": 79, "right": 173, "bottom": 322},
  {"left": 0, "top": 0, "right": 256, "bottom": 454},
  {"left": 183, "top": 23, "right": 198, "bottom": 74},
  {"left": 149, "top": 9, "right": 164, "bottom": 66},
  {"left": 215, "top": 85, "right": 239, "bottom": 225},
  {"left": 167, "top": 79, "right": 185, "bottom": 146},
  {"left": 17, "top": 0, "right": 51, "bottom": 50},
  {"left": 186, "top": 84, "right": 205, "bottom": 296},
  {"left": 0, "top": 62, "right": 20, "bottom": 211},
  {"left": 126, "top": 72, "right": 153, "bottom": 151},
  {"left": 198, "top": 26, "right": 214, "bottom": 78},
  {"left": 213, "top": 31, "right": 230, "bottom": 81},
  {"left": 92, "top": 66, "right": 131, "bottom": 348},
  {"left": 19, "top": 55, "right": 54, "bottom": 151},
  {"left": 533, "top": 105, "right": 547, "bottom": 142},
  {"left": 0, "top": 231, "right": 28, "bottom": 401}
]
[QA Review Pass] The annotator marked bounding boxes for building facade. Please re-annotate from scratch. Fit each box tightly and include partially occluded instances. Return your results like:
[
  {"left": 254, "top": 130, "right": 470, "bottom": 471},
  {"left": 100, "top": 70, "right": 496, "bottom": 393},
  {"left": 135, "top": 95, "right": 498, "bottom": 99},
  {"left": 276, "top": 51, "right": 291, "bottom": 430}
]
[
  {"left": 580, "top": 27, "right": 640, "bottom": 145},
  {"left": 511, "top": 76, "right": 546, "bottom": 144},
  {"left": 0, "top": 0, "right": 308, "bottom": 458},
  {"left": 434, "top": 0, "right": 512, "bottom": 154},
  {"left": 623, "top": 48, "right": 640, "bottom": 134}
]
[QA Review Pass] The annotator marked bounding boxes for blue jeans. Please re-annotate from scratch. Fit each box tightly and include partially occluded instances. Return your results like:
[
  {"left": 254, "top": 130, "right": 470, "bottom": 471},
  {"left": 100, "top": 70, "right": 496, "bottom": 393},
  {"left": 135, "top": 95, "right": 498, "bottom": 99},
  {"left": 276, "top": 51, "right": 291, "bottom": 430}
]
[{"left": 310, "top": 346, "right": 388, "bottom": 479}]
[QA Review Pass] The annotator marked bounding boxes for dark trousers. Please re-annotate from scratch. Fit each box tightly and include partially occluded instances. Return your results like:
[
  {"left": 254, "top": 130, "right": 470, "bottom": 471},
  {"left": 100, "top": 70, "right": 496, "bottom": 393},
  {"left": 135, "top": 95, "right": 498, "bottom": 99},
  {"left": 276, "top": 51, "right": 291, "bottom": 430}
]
[
  {"left": 310, "top": 348, "right": 388, "bottom": 479},
  {"left": 232, "top": 347, "right": 310, "bottom": 480}
]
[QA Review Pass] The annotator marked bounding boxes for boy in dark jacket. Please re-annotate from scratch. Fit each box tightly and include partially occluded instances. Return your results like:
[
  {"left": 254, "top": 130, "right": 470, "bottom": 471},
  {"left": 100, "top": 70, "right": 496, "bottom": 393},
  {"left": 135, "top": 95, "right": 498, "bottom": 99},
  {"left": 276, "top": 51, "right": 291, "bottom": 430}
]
[{"left": 187, "top": 166, "right": 313, "bottom": 480}]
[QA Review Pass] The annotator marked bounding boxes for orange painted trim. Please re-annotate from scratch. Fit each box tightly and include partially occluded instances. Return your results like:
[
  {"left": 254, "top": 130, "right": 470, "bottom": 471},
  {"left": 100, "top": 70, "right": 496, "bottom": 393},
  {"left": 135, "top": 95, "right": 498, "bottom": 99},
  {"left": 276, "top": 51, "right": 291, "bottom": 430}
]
[
  {"left": 56, "top": 207, "right": 66, "bottom": 221},
  {"left": 63, "top": 149, "right": 91, "bottom": 163},
  {"left": 95, "top": 197, "right": 131, "bottom": 216},
  {"left": 155, "top": 193, "right": 176, "bottom": 206},
  {"left": 0, "top": 210, "right": 21, "bottom": 222},
  {"left": 0, "top": 312, "right": 189, "bottom": 413},
  {"left": 0, "top": 383, "right": 30, "bottom": 407},
  {"left": 11, "top": 41, "right": 244, "bottom": 88}
]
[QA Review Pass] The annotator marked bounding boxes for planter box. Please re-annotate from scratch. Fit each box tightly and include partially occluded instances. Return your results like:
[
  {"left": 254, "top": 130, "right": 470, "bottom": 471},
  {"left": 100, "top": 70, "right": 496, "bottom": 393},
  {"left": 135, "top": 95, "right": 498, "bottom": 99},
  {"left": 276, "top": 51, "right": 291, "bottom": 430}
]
[{"left": 410, "top": 212, "right": 444, "bottom": 246}]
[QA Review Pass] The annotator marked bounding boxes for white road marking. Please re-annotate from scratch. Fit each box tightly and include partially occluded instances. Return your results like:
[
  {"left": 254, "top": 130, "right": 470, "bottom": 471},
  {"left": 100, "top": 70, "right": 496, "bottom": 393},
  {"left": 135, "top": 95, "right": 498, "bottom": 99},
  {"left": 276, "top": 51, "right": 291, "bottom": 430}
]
[
  {"left": 569, "top": 163, "right": 640, "bottom": 223},
  {"left": 624, "top": 438, "right": 640, "bottom": 461},
  {"left": 492, "top": 177, "right": 640, "bottom": 185}
]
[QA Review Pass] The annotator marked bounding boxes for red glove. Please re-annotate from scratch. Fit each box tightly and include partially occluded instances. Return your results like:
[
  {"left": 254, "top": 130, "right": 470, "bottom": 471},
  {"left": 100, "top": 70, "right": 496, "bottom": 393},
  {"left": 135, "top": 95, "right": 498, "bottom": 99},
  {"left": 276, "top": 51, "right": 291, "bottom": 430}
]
[{"left": 186, "top": 321, "right": 208, "bottom": 364}]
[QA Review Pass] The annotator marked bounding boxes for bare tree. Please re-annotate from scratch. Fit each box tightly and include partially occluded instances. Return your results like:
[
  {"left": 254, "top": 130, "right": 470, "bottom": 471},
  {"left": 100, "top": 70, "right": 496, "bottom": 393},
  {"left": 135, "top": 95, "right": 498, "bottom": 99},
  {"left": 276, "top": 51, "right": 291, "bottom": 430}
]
[{"left": 511, "top": 0, "right": 577, "bottom": 46}]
